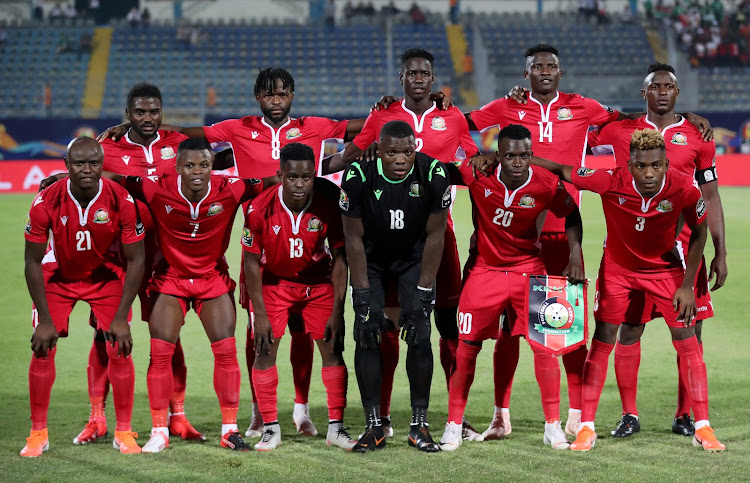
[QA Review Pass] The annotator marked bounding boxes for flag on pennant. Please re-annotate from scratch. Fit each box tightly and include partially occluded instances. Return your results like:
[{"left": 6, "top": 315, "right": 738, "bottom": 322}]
[{"left": 526, "top": 275, "right": 588, "bottom": 356}]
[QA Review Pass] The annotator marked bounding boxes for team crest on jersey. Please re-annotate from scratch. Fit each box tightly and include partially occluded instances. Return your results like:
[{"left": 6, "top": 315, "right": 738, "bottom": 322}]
[
  {"left": 286, "top": 127, "right": 301, "bottom": 139},
  {"left": 431, "top": 116, "right": 447, "bottom": 131},
  {"left": 670, "top": 132, "right": 688, "bottom": 145},
  {"left": 557, "top": 107, "right": 573, "bottom": 120},
  {"left": 409, "top": 182, "right": 424, "bottom": 198},
  {"left": 441, "top": 186, "right": 452, "bottom": 208},
  {"left": 207, "top": 203, "right": 224, "bottom": 216},
  {"left": 25, "top": 216, "right": 32, "bottom": 235},
  {"left": 519, "top": 194, "right": 536, "bottom": 208},
  {"left": 656, "top": 199, "right": 673, "bottom": 213},
  {"left": 484, "top": 188, "right": 492, "bottom": 198},
  {"left": 93, "top": 209, "right": 110, "bottom": 224},
  {"left": 61, "top": 216, "right": 68, "bottom": 226},
  {"left": 242, "top": 227, "right": 253, "bottom": 247},
  {"left": 576, "top": 167, "right": 596, "bottom": 177},
  {"left": 307, "top": 217, "right": 322, "bottom": 232},
  {"left": 272, "top": 225, "right": 281, "bottom": 235},
  {"left": 618, "top": 197, "right": 627, "bottom": 205},
  {"left": 339, "top": 189, "right": 349, "bottom": 211},
  {"left": 160, "top": 146, "right": 176, "bottom": 160},
  {"left": 696, "top": 197, "right": 706, "bottom": 218}
]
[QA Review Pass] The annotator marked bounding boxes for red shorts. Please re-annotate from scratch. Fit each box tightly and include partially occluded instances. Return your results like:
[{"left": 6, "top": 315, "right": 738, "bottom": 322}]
[
  {"left": 150, "top": 270, "right": 236, "bottom": 318},
  {"left": 639, "top": 256, "right": 713, "bottom": 323},
  {"left": 594, "top": 259, "right": 692, "bottom": 328},
  {"left": 256, "top": 282, "right": 334, "bottom": 340},
  {"left": 35, "top": 273, "right": 125, "bottom": 337},
  {"left": 457, "top": 266, "right": 529, "bottom": 341},
  {"left": 540, "top": 232, "right": 579, "bottom": 276}
]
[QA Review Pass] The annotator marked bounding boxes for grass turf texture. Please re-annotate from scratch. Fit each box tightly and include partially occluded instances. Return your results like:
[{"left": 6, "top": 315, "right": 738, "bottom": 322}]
[{"left": 1, "top": 187, "right": 748, "bottom": 481}]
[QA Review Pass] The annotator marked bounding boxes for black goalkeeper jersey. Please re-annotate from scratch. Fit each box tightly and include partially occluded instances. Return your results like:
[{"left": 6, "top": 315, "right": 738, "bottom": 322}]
[{"left": 339, "top": 152, "right": 451, "bottom": 263}]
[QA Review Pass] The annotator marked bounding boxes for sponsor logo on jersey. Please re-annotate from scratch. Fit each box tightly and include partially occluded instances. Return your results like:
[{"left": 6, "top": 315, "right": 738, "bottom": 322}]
[
  {"left": 34, "top": 195, "right": 44, "bottom": 206},
  {"left": 431, "top": 116, "right": 447, "bottom": 131},
  {"left": 670, "top": 132, "right": 688, "bottom": 145},
  {"left": 242, "top": 227, "right": 253, "bottom": 247},
  {"left": 484, "top": 188, "right": 492, "bottom": 197},
  {"left": 557, "top": 107, "right": 573, "bottom": 120},
  {"left": 207, "top": 202, "right": 224, "bottom": 216},
  {"left": 148, "top": 176, "right": 159, "bottom": 183},
  {"left": 286, "top": 127, "right": 301, "bottom": 139},
  {"left": 433, "top": 164, "right": 446, "bottom": 178},
  {"left": 339, "top": 190, "right": 349, "bottom": 211},
  {"left": 409, "top": 182, "right": 424, "bottom": 198},
  {"left": 518, "top": 110, "right": 526, "bottom": 120},
  {"left": 576, "top": 167, "right": 596, "bottom": 177},
  {"left": 656, "top": 199, "right": 673, "bottom": 213},
  {"left": 61, "top": 215, "right": 68, "bottom": 226},
  {"left": 247, "top": 205, "right": 254, "bottom": 214},
  {"left": 93, "top": 209, "right": 110, "bottom": 224},
  {"left": 345, "top": 169, "right": 357, "bottom": 181},
  {"left": 696, "top": 197, "right": 706, "bottom": 218},
  {"left": 272, "top": 225, "right": 281, "bottom": 235},
  {"left": 618, "top": 196, "right": 627, "bottom": 205},
  {"left": 25, "top": 216, "right": 32, "bottom": 234},
  {"left": 122, "top": 155, "right": 131, "bottom": 165},
  {"left": 307, "top": 217, "right": 322, "bottom": 232},
  {"left": 251, "top": 131, "right": 260, "bottom": 139},
  {"left": 519, "top": 194, "right": 536, "bottom": 208},
  {"left": 227, "top": 177, "right": 241, "bottom": 184},
  {"left": 126, "top": 194, "right": 134, "bottom": 204},
  {"left": 165, "top": 205, "right": 173, "bottom": 214},
  {"left": 373, "top": 189, "right": 383, "bottom": 200},
  {"left": 160, "top": 146, "right": 176, "bottom": 159},
  {"left": 441, "top": 186, "right": 451, "bottom": 208}
]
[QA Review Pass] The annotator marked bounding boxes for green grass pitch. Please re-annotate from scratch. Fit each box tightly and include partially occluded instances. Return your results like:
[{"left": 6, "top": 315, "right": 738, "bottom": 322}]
[{"left": 0, "top": 187, "right": 748, "bottom": 481}]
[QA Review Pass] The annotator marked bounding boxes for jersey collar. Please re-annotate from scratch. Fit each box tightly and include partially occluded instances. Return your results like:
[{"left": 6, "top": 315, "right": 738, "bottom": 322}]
[
  {"left": 496, "top": 166, "right": 533, "bottom": 208},
  {"left": 400, "top": 100, "right": 437, "bottom": 133},
  {"left": 124, "top": 129, "right": 161, "bottom": 165},
  {"left": 377, "top": 158, "right": 414, "bottom": 184},
  {"left": 177, "top": 176, "right": 212, "bottom": 220},
  {"left": 527, "top": 92, "right": 560, "bottom": 123},
  {"left": 66, "top": 178, "right": 104, "bottom": 226},
  {"left": 278, "top": 185, "right": 313, "bottom": 235},
  {"left": 644, "top": 115, "right": 685, "bottom": 136},
  {"left": 261, "top": 117, "right": 293, "bottom": 150},
  {"left": 631, "top": 175, "right": 667, "bottom": 213}
]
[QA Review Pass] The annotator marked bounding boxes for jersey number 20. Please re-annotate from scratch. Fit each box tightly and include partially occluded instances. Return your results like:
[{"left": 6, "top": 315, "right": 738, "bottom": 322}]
[{"left": 492, "top": 208, "right": 514, "bottom": 227}]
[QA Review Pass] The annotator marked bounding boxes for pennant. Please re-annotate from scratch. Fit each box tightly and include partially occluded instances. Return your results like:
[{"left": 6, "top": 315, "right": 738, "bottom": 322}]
[{"left": 526, "top": 274, "right": 588, "bottom": 356}]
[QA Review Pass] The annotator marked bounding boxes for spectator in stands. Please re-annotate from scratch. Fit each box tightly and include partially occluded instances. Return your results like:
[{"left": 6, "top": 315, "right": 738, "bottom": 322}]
[
  {"left": 461, "top": 48, "right": 473, "bottom": 90},
  {"left": 87, "top": 0, "right": 99, "bottom": 21},
  {"left": 343, "top": 1, "right": 354, "bottom": 21},
  {"left": 578, "top": 0, "right": 597, "bottom": 21},
  {"left": 63, "top": 3, "right": 76, "bottom": 19},
  {"left": 0, "top": 28, "right": 7, "bottom": 51},
  {"left": 325, "top": 0, "right": 336, "bottom": 29},
  {"left": 32, "top": 0, "right": 44, "bottom": 22},
  {"left": 56, "top": 33, "right": 75, "bottom": 54},
  {"left": 364, "top": 2, "right": 376, "bottom": 17},
  {"left": 126, "top": 6, "right": 141, "bottom": 28},
  {"left": 409, "top": 2, "right": 426, "bottom": 24},
  {"left": 596, "top": 0, "right": 611, "bottom": 24},
  {"left": 381, "top": 1, "right": 400, "bottom": 16},
  {"left": 78, "top": 31, "right": 92, "bottom": 58},
  {"left": 142, "top": 8, "right": 151, "bottom": 26},
  {"left": 49, "top": 3, "right": 64, "bottom": 21}
]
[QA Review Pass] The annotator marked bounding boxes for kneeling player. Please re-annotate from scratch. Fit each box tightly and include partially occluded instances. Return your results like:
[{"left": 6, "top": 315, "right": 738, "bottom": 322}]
[
  {"left": 114, "top": 139, "right": 275, "bottom": 452},
  {"left": 438, "top": 125, "right": 584, "bottom": 451},
  {"left": 534, "top": 129, "right": 724, "bottom": 452},
  {"left": 341, "top": 121, "right": 450, "bottom": 453},
  {"left": 22, "top": 137, "right": 145, "bottom": 457},
  {"left": 243, "top": 143, "right": 355, "bottom": 451}
]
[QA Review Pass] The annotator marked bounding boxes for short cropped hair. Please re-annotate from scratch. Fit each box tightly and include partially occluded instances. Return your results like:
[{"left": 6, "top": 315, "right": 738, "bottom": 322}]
[
  {"left": 380, "top": 120, "right": 415, "bottom": 141},
  {"left": 279, "top": 142, "right": 314, "bottom": 169},
  {"left": 127, "top": 83, "right": 162, "bottom": 108},
  {"left": 498, "top": 124, "right": 532, "bottom": 142},
  {"left": 647, "top": 62, "right": 676, "bottom": 75},
  {"left": 254, "top": 67, "right": 295, "bottom": 96},
  {"left": 629, "top": 129, "right": 665, "bottom": 157},
  {"left": 401, "top": 48, "right": 435, "bottom": 69},
  {"left": 524, "top": 43, "right": 559, "bottom": 58},
  {"left": 177, "top": 138, "right": 212, "bottom": 160}
]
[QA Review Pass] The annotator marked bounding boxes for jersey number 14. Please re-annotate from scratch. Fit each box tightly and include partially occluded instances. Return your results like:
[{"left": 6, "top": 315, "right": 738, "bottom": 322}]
[{"left": 538, "top": 121, "right": 553, "bottom": 143}]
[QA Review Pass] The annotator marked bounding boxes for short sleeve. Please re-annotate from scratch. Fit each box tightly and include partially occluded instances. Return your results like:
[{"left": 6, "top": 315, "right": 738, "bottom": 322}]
[
  {"left": 683, "top": 185, "right": 707, "bottom": 228},
  {"left": 306, "top": 116, "right": 348, "bottom": 141},
  {"left": 428, "top": 160, "right": 451, "bottom": 213},
  {"left": 118, "top": 189, "right": 145, "bottom": 245},
  {"left": 587, "top": 122, "right": 616, "bottom": 148},
  {"left": 339, "top": 162, "right": 366, "bottom": 217},
  {"left": 547, "top": 180, "right": 577, "bottom": 218},
  {"left": 581, "top": 97, "right": 621, "bottom": 126},
  {"left": 121, "top": 176, "right": 150, "bottom": 202},
  {"left": 454, "top": 109, "right": 479, "bottom": 158},
  {"left": 352, "top": 112, "right": 382, "bottom": 151},
  {"left": 235, "top": 177, "right": 264, "bottom": 203},
  {"left": 25, "top": 194, "right": 51, "bottom": 244},
  {"left": 695, "top": 139, "right": 718, "bottom": 185},
  {"left": 469, "top": 98, "right": 507, "bottom": 131},
  {"left": 203, "top": 118, "right": 241, "bottom": 144},
  {"left": 457, "top": 159, "right": 477, "bottom": 187},
  {"left": 570, "top": 167, "right": 613, "bottom": 194},
  {"left": 241, "top": 206, "right": 263, "bottom": 255}
]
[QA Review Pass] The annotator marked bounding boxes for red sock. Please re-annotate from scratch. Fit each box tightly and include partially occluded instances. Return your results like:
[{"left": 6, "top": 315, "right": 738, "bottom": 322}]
[
  {"left": 252, "top": 366, "right": 279, "bottom": 424},
  {"left": 211, "top": 337, "right": 240, "bottom": 409},
  {"left": 245, "top": 325, "right": 257, "bottom": 403},
  {"left": 614, "top": 341, "right": 640, "bottom": 416},
  {"left": 493, "top": 334, "right": 520, "bottom": 408},
  {"left": 170, "top": 338, "right": 187, "bottom": 415},
  {"left": 87, "top": 337, "right": 109, "bottom": 416},
  {"left": 448, "top": 342, "right": 482, "bottom": 423},
  {"left": 581, "top": 339, "right": 614, "bottom": 423},
  {"left": 532, "top": 349, "right": 561, "bottom": 422},
  {"left": 148, "top": 339, "right": 175, "bottom": 428},
  {"left": 561, "top": 344, "right": 587, "bottom": 410},
  {"left": 439, "top": 338, "right": 459, "bottom": 391},
  {"left": 673, "top": 337, "right": 708, "bottom": 421},
  {"left": 379, "top": 329, "right": 400, "bottom": 416},
  {"left": 29, "top": 347, "right": 57, "bottom": 430},
  {"left": 221, "top": 407, "right": 238, "bottom": 425},
  {"left": 322, "top": 365, "right": 347, "bottom": 421},
  {"left": 105, "top": 342, "right": 135, "bottom": 431},
  {"left": 290, "top": 330, "right": 314, "bottom": 404}
]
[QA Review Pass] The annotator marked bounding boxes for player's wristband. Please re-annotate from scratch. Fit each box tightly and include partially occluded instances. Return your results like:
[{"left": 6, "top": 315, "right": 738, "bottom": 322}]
[
  {"left": 352, "top": 288, "right": 370, "bottom": 307},
  {"left": 417, "top": 285, "right": 433, "bottom": 292}
]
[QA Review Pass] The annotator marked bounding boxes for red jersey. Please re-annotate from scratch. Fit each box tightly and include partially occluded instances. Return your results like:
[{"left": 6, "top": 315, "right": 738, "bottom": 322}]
[
  {"left": 25, "top": 178, "right": 144, "bottom": 280},
  {"left": 242, "top": 178, "right": 344, "bottom": 286},
  {"left": 353, "top": 101, "right": 479, "bottom": 162},
  {"left": 101, "top": 129, "right": 188, "bottom": 178},
  {"left": 459, "top": 161, "right": 576, "bottom": 272},
  {"left": 124, "top": 173, "right": 263, "bottom": 278},
  {"left": 203, "top": 116, "right": 348, "bottom": 178},
  {"left": 571, "top": 167, "right": 706, "bottom": 276},
  {"left": 470, "top": 92, "right": 620, "bottom": 233}
]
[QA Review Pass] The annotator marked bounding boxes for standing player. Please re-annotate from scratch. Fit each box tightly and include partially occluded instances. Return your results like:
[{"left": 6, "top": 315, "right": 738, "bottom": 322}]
[
  {"left": 99, "top": 68, "right": 366, "bottom": 438},
  {"left": 533, "top": 129, "right": 725, "bottom": 452},
  {"left": 22, "top": 137, "right": 145, "bottom": 457},
  {"left": 333, "top": 48, "right": 480, "bottom": 439},
  {"left": 588, "top": 63, "right": 727, "bottom": 438},
  {"left": 341, "top": 121, "right": 450, "bottom": 453},
  {"left": 243, "top": 143, "right": 355, "bottom": 451},
  {"left": 113, "top": 139, "right": 275, "bottom": 453},
  {"left": 439, "top": 125, "right": 584, "bottom": 452}
]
